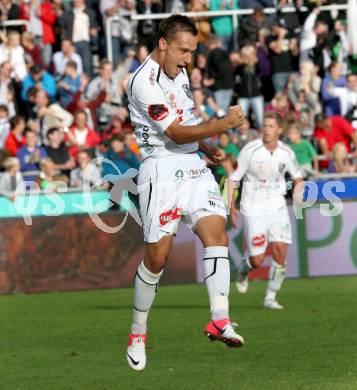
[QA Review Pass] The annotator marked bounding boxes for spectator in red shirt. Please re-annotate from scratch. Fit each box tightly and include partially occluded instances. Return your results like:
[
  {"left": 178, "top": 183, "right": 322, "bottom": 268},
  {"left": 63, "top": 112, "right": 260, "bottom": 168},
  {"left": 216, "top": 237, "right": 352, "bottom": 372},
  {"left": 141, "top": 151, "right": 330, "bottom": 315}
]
[
  {"left": 19, "top": 0, "right": 57, "bottom": 68},
  {"left": 314, "top": 114, "right": 357, "bottom": 167},
  {"left": 4, "top": 115, "right": 26, "bottom": 156},
  {"left": 66, "top": 109, "right": 100, "bottom": 158}
]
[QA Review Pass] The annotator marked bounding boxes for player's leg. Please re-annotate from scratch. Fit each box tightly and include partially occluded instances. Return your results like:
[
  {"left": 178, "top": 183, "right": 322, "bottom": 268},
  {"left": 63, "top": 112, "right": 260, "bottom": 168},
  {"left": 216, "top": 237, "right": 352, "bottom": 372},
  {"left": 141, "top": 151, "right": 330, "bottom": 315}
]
[
  {"left": 236, "top": 215, "right": 268, "bottom": 294},
  {"left": 263, "top": 241, "right": 287, "bottom": 309},
  {"left": 263, "top": 206, "right": 292, "bottom": 309},
  {"left": 127, "top": 235, "right": 173, "bottom": 371},
  {"left": 195, "top": 215, "right": 244, "bottom": 348}
]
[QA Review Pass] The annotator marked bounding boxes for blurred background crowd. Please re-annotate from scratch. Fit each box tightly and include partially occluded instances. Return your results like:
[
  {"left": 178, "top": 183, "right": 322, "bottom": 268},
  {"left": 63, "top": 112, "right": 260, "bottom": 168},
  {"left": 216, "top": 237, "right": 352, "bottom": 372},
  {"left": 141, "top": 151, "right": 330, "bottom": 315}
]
[{"left": 0, "top": 0, "right": 357, "bottom": 197}]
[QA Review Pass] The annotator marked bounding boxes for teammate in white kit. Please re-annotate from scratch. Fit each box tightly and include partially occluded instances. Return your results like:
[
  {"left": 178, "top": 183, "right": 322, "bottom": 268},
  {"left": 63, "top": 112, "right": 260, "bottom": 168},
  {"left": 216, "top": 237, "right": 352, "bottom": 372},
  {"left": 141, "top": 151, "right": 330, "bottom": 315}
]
[
  {"left": 126, "top": 15, "right": 246, "bottom": 371},
  {"left": 229, "top": 112, "right": 303, "bottom": 309}
]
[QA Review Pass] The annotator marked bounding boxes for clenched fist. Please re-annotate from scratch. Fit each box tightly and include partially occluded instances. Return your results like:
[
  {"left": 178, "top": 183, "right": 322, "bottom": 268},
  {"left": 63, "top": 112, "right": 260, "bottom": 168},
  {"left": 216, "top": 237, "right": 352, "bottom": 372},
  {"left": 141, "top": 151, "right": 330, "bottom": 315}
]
[{"left": 225, "top": 105, "right": 245, "bottom": 129}]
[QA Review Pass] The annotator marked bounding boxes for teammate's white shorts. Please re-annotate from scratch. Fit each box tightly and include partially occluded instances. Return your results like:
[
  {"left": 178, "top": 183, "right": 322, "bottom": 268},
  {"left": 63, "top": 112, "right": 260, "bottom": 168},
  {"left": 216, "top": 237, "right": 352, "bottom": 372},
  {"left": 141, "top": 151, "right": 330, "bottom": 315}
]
[
  {"left": 243, "top": 205, "right": 292, "bottom": 256},
  {"left": 138, "top": 153, "right": 226, "bottom": 243}
]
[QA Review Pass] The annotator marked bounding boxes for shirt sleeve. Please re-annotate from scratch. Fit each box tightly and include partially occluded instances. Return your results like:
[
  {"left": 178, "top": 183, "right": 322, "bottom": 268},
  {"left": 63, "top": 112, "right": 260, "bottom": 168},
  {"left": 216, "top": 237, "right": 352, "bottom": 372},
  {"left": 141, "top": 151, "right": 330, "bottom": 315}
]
[
  {"left": 131, "top": 81, "right": 177, "bottom": 134},
  {"left": 286, "top": 148, "right": 303, "bottom": 180},
  {"left": 229, "top": 147, "right": 250, "bottom": 182}
]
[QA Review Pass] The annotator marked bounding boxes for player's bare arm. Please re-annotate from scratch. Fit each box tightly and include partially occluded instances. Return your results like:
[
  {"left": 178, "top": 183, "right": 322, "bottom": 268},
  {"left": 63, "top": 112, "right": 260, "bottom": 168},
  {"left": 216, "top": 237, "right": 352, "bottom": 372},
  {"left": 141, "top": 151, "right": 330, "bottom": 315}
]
[
  {"left": 198, "top": 141, "right": 226, "bottom": 165},
  {"left": 165, "top": 105, "right": 245, "bottom": 144}
]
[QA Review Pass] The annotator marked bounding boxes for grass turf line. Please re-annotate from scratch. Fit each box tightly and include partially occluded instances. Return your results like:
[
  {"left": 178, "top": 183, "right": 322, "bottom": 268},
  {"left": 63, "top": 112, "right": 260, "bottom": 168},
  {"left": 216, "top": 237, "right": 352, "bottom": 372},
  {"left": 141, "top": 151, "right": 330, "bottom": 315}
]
[{"left": 0, "top": 277, "right": 356, "bottom": 390}]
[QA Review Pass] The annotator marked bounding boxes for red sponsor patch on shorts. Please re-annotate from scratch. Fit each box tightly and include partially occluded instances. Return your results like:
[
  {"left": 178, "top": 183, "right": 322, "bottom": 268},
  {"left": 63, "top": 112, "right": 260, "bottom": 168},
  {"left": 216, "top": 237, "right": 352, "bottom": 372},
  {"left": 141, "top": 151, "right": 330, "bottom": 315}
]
[
  {"left": 148, "top": 104, "right": 169, "bottom": 121},
  {"left": 159, "top": 208, "right": 182, "bottom": 226},
  {"left": 252, "top": 235, "right": 266, "bottom": 247}
]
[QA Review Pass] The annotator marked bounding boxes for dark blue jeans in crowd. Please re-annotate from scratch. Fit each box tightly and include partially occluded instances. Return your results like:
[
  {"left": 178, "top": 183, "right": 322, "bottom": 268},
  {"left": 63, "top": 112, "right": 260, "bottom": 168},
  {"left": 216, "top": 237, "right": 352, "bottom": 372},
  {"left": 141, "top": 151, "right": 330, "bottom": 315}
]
[{"left": 74, "top": 41, "right": 93, "bottom": 77}]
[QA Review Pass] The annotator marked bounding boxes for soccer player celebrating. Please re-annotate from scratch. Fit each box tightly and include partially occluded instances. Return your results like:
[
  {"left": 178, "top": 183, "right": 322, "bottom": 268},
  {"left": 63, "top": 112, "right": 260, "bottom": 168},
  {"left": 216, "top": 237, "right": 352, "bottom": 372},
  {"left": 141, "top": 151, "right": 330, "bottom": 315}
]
[
  {"left": 126, "top": 15, "right": 246, "bottom": 371},
  {"left": 229, "top": 112, "right": 303, "bottom": 309}
]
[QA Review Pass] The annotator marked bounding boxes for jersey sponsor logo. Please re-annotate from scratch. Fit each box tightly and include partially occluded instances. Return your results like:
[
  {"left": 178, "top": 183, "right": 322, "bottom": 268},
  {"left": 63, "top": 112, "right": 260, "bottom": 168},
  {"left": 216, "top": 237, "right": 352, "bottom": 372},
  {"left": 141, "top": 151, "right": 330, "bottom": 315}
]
[
  {"left": 148, "top": 104, "right": 169, "bottom": 121},
  {"left": 159, "top": 207, "right": 182, "bottom": 226},
  {"left": 174, "top": 168, "right": 208, "bottom": 180},
  {"left": 252, "top": 235, "right": 266, "bottom": 247},
  {"left": 141, "top": 125, "right": 154, "bottom": 154},
  {"left": 149, "top": 68, "right": 155, "bottom": 86},
  {"left": 182, "top": 84, "right": 193, "bottom": 101},
  {"left": 208, "top": 188, "right": 222, "bottom": 201}
]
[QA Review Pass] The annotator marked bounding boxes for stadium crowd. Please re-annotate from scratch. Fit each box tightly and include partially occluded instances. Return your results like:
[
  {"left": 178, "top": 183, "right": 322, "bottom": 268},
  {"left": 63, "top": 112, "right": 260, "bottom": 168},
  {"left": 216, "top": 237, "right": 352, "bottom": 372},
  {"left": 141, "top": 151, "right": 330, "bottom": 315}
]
[{"left": 0, "top": 0, "right": 357, "bottom": 197}]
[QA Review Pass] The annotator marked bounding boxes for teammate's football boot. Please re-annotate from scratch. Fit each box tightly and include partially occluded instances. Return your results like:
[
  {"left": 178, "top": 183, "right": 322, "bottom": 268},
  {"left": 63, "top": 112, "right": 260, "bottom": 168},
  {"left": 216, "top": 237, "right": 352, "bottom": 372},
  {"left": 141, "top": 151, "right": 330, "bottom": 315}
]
[
  {"left": 204, "top": 318, "right": 244, "bottom": 348},
  {"left": 263, "top": 299, "right": 284, "bottom": 310},
  {"left": 127, "top": 334, "right": 146, "bottom": 371}
]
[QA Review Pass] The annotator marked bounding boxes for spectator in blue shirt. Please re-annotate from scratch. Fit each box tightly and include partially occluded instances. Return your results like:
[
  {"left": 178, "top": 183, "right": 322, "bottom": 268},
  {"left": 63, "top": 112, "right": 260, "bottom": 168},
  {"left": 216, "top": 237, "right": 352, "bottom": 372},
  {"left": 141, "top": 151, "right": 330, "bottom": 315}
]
[
  {"left": 102, "top": 135, "right": 140, "bottom": 179},
  {"left": 321, "top": 61, "right": 348, "bottom": 116},
  {"left": 16, "top": 129, "right": 48, "bottom": 184},
  {"left": 58, "top": 60, "right": 81, "bottom": 108},
  {"left": 21, "top": 64, "right": 57, "bottom": 102}
]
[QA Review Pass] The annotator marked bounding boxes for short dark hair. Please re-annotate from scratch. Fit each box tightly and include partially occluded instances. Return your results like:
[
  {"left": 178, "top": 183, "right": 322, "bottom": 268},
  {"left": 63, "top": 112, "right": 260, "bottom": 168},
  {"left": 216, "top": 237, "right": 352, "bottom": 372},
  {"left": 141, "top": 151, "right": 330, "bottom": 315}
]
[
  {"left": 47, "top": 127, "right": 60, "bottom": 138},
  {"left": 156, "top": 14, "right": 198, "bottom": 46},
  {"left": 0, "top": 104, "right": 8, "bottom": 113},
  {"left": 10, "top": 115, "right": 25, "bottom": 129},
  {"left": 111, "top": 134, "right": 125, "bottom": 143},
  {"left": 264, "top": 111, "right": 283, "bottom": 127}
]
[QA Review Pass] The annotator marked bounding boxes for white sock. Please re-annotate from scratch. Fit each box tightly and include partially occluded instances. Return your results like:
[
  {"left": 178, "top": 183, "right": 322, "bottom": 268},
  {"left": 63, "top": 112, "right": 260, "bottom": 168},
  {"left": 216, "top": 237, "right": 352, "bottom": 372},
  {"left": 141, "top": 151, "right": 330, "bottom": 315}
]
[
  {"left": 131, "top": 261, "right": 163, "bottom": 335},
  {"left": 265, "top": 260, "right": 286, "bottom": 301},
  {"left": 203, "top": 246, "right": 230, "bottom": 321}
]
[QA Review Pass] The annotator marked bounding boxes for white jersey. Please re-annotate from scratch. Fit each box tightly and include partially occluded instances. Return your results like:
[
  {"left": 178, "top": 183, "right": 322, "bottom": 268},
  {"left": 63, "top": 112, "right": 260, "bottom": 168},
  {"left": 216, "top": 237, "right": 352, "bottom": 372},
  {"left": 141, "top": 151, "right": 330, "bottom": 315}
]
[
  {"left": 127, "top": 56, "right": 200, "bottom": 161},
  {"left": 230, "top": 138, "right": 302, "bottom": 216}
]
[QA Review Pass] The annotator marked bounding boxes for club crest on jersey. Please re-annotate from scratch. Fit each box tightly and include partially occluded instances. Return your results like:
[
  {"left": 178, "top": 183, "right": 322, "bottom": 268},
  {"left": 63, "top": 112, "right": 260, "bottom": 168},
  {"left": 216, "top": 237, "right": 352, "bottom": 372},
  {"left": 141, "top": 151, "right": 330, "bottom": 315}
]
[
  {"left": 182, "top": 84, "right": 193, "bottom": 101},
  {"left": 252, "top": 235, "right": 266, "bottom": 247},
  {"left": 148, "top": 104, "right": 169, "bottom": 121},
  {"left": 175, "top": 170, "right": 184, "bottom": 180},
  {"left": 159, "top": 207, "right": 182, "bottom": 226},
  {"left": 278, "top": 163, "right": 286, "bottom": 174}
]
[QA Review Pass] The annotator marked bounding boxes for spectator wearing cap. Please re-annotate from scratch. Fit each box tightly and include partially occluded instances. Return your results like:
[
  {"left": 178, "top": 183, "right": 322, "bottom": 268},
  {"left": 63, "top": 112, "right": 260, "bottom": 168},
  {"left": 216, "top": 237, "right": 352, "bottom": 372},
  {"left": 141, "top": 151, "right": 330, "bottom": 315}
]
[
  {"left": 52, "top": 39, "right": 83, "bottom": 80},
  {"left": 0, "top": 30, "right": 27, "bottom": 81},
  {"left": 4, "top": 115, "right": 26, "bottom": 156},
  {"left": 204, "top": 36, "right": 234, "bottom": 114},
  {"left": 238, "top": 6, "right": 270, "bottom": 48},
  {"left": 21, "top": 64, "right": 57, "bottom": 102},
  {"left": 0, "top": 157, "right": 24, "bottom": 198},
  {"left": 321, "top": 62, "right": 347, "bottom": 116},
  {"left": 19, "top": 0, "right": 57, "bottom": 68},
  {"left": 267, "top": 21, "right": 299, "bottom": 93},
  {"left": 16, "top": 129, "right": 48, "bottom": 183},
  {"left": 66, "top": 110, "right": 100, "bottom": 158},
  {"left": 60, "top": 0, "right": 98, "bottom": 77}
]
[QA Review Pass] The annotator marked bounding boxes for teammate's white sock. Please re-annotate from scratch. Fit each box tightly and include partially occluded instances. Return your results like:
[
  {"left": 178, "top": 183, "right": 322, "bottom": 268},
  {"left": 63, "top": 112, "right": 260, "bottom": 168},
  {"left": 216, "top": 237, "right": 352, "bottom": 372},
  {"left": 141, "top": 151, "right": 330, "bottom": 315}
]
[
  {"left": 203, "top": 246, "right": 230, "bottom": 321},
  {"left": 131, "top": 261, "right": 163, "bottom": 335},
  {"left": 265, "top": 260, "right": 286, "bottom": 301}
]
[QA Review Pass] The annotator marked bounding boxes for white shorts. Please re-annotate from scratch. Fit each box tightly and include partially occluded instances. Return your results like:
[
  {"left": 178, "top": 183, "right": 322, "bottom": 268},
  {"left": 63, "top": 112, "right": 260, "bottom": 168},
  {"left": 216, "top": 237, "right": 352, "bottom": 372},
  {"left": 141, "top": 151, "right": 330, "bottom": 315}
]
[
  {"left": 138, "top": 153, "right": 226, "bottom": 243},
  {"left": 243, "top": 205, "right": 292, "bottom": 256}
]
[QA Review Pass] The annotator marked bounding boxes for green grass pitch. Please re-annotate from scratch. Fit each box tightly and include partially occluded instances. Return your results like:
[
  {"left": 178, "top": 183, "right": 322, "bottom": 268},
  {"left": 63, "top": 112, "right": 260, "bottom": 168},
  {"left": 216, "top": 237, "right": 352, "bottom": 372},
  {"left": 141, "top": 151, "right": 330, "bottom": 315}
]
[{"left": 1, "top": 277, "right": 356, "bottom": 390}]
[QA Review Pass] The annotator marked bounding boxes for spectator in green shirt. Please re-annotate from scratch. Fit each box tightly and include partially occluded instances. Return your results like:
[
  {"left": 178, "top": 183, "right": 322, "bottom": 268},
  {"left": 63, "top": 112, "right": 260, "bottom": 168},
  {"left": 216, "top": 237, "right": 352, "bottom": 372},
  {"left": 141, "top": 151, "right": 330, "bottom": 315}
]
[
  {"left": 214, "top": 132, "right": 239, "bottom": 183},
  {"left": 287, "top": 124, "right": 319, "bottom": 177}
]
